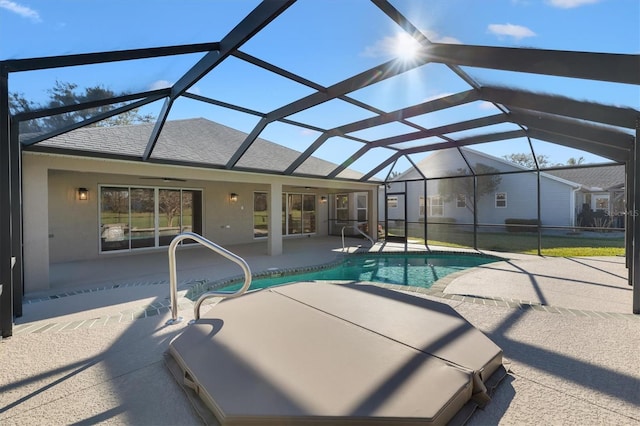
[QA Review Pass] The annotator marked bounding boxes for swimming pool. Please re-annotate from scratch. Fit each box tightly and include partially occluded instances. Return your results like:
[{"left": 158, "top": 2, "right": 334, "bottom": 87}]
[{"left": 212, "top": 252, "right": 501, "bottom": 293}]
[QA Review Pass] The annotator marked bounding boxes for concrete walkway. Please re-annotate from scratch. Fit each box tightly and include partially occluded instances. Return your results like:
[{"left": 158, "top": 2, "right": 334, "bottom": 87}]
[{"left": 1, "top": 237, "right": 639, "bottom": 425}]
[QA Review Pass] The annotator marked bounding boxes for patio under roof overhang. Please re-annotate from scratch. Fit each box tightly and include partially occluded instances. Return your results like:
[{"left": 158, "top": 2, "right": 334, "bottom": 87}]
[{"left": 1, "top": 0, "right": 639, "bottom": 338}]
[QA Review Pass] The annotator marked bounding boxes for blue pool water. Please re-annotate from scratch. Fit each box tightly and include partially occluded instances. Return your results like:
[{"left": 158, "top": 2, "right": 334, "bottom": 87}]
[{"left": 220, "top": 252, "right": 500, "bottom": 292}]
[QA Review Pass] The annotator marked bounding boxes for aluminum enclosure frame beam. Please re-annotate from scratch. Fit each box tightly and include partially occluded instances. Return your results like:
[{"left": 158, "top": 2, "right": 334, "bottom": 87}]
[
  {"left": 283, "top": 90, "right": 481, "bottom": 175},
  {"left": 226, "top": 48, "right": 435, "bottom": 169},
  {"left": 526, "top": 129, "right": 629, "bottom": 163},
  {"left": 144, "top": 0, "right": 296, "bottom": 161},
  {"left": 480, "top": 86, "right": 638, "bottom": 129},
  {"left": 509, "top": 109, "right": 634, "bottom": 151},
  {"left": 423, "top": 44, "right": 640, "bottom": 85}
]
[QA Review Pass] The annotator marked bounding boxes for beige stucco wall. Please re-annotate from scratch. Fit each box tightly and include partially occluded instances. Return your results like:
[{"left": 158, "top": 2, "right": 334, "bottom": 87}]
[
  {"left": 22, "top": 152, "right": 376, "bottom": 293},
  {"left": 47, "top": 170, "right": 269, "bottom": 263},
  {"left": 22, "top": 157, "right": 49, "bottom": 292}
]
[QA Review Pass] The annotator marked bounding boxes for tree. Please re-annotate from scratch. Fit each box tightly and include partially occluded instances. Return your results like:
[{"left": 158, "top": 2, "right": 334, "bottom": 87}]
[
  {"left": 388, "top": 170, "right": 402, "bottom": 180},
  {"left": 10, "top": 81, "right": 155, "bottom": 133},
  {"left": 566, "top": 156, "right": 585, "bottom": 166},
  {"left": 438, "top": 163, "right": 502, "bottom": 215},
  {"left": 159, "top": 190, "right": 182, "bottom": 228},
  {"left": 502, "top": 152, "right": 550, "bottom": 168}
]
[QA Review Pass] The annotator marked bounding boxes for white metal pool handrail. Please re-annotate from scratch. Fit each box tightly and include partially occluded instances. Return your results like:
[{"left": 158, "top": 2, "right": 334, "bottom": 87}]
[
  {"left": 341, "top": 225, "right": 375, "bottom": 252},
  {"left": 166, "top": 232, "right": 252, "bottom": 324}
]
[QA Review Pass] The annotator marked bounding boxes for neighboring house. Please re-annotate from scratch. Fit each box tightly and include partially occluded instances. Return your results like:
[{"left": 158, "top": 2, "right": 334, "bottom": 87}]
[
  {"left": 545, "top": 166, "right": 626, "bottom": 228},
  {"left": 379, "top": 148, "right": 624, "bottom": 231},
  {"left": 22, "top": 118, "right": 379, "bottom": 293}
]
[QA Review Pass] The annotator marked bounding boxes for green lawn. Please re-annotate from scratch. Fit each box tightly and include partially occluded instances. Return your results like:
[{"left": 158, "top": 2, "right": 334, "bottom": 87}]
[
  {"left": 102, "top": 211, "right": 194, "bottom": 228},
  {"left": 382, "top": 221, "right": 624, "bottom": 257},
  {"left": 406, "top": 229, "right": 625, "bottom": 257}
]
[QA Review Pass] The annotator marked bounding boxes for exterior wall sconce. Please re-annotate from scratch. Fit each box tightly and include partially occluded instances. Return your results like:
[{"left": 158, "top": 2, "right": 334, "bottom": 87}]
[
  {"left": 77, "top": 187, "right": 89, "bottom": 201},
  {"left": 320, "top": 196, "right": 327, "bottom": 204},
  {"left": 229, "top": 192, "right": 238, "bottom": 203}
]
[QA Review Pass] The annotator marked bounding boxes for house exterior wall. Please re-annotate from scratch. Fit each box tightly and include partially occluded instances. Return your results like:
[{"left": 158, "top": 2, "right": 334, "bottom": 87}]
[
  {"left": 22, "top": 157, "right": 49, "bottom": 292},
  {"left": 540, "top": 178, "right": 575, "bottom": 226},
  {"left": 22, "top": 152, "right": 374, "bottom": 294},
  {"left": 378, "top": 149, "right": 579, "bottom": 229},
  {"left": 47, "top": 169, "right": 270, "bottom": 263}
]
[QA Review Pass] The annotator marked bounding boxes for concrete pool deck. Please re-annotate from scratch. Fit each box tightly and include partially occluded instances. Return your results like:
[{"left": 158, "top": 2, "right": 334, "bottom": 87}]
[{"left": 1, "top": 236, "right": 639, "bottom": 425}]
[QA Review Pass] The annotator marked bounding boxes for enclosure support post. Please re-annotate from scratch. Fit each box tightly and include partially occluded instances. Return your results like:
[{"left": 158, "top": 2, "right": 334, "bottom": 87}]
[
  {"left": 423, "top": 179, "right": 427, "bottom": 248},
  {"left": 384, "top": 184, "right": 388, "bottom": 240},
  {"left": 537, "top": 169, "right": 542, "bottom": 256},
  {"left": 268, "top": 182, "right": 283, "bottom": 256},
  {"left": 632, "top": 119, "right": 640, "bottom": 314},
  {"left": 403, "top": 181, "right": 408, "bottom": 244},
  {"left": 10, "top": 120, "right": 22, "bottom": 318},
  {"left": 473, "top": 175, "right": 478, "bottom": 250},
  {"left": 626, "top": 161, "right": 633, "bottom": 272},
  {"left": 0, "top": 66, "right": 13, "bottom": 338}
]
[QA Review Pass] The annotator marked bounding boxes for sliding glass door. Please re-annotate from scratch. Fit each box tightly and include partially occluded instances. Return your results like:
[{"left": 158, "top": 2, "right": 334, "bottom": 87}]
[
  {"left": 100, "top": 185, "right": 202, "bottom": 252},
  {"left": 130, "top": 188, "right": 155, "bottom": 249},
  {"left": 100, "top": 187, "right": 132, "bottom": 251}
]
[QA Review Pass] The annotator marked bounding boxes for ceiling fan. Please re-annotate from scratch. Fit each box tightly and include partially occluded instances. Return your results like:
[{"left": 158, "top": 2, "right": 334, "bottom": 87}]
[{"left": 289, "top": 186, "right": 317, "bottom": 190}]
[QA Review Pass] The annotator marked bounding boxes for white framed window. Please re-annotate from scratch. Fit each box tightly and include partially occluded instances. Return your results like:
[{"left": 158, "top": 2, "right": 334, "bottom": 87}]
[
  {"left": 593, "top": 194, "right": 610, "bottom": 213},
  {"left": 387, "top": 196, "right": 398, "bottom": 208},
  {"left": 427, "top": 196, "right": 443, "bottom": 217},
  {"left": 282, "top": 192, "right": 317, "bottom": 236},
  {"left": 336, "top": 193, "right": 349, "bottom": 223},
  {"left": 253, "top": 192, "right": 268, "bottom": 239},
  {"left": 418, "top": 196, "right": 425, "bottom": 218},
  {"left": 356, "top": 193, "right": 367, "bottom": 222},
  {"left": 495, "top": 192, "right": 507, "bottom": 208},
  {"left": 456, "top": 194, "right": 466, "bottom": 208}
]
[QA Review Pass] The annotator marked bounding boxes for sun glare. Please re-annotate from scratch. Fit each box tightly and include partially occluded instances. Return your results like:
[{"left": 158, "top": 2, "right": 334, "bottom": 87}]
[{"left": 393, "top": 32, "right": 421, "bottom": 61}]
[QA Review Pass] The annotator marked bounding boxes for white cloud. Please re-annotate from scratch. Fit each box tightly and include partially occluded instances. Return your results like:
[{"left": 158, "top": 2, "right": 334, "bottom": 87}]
[
  {"left": 421, "top": 30, "right": 461, "bottom": 45},
  {"left": 361, "top": 34, "right": 406, "bottom": 58},
  {"left": 546, "top": 0, "right": 600, "bottom": 8},
  {"left": 149, "top": 80, "right": 172, "bottom": 90},
  {"left": 0, "top": 0, "right": 41, "bottom": 22},
  {"left": 488, "top": 23, "right": 536, "bottom": 40}
]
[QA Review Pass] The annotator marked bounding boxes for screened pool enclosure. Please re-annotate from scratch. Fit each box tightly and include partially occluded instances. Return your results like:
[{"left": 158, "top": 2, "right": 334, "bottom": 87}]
[{"left": 1, "top": 0, "right": 639, "bottom": 337}]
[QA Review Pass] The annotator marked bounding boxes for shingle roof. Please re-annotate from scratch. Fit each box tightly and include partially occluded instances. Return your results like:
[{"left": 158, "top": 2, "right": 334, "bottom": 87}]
[
  {"left": 545, "top": 165, "right": 625, "bottom": 190},
  {"left": 393, "top": 147, "right": 624, "bottom": 190},
  {"left": 37, "top": 118, "right": 363, "bottom": 180}
]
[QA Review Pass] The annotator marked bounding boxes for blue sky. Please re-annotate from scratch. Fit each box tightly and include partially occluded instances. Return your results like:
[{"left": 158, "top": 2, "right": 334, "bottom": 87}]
[{"left": 1, "top": 0, "right": 638, "bottom": 176}]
